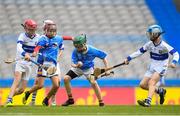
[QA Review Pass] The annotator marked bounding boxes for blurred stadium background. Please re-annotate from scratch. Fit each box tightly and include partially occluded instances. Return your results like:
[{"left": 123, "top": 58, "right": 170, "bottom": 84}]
[{"left": 0, "top": 0, "right": 180, "bottom": 106}]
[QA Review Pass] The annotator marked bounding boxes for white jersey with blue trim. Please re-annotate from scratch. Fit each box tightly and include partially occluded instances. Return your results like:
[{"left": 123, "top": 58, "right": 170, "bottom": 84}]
[
  {"left": 16, "top": 33, "right": 40, "bottom": 65},
  {"left": 127, "top": 40, "right": 179, "bottom": 67}
]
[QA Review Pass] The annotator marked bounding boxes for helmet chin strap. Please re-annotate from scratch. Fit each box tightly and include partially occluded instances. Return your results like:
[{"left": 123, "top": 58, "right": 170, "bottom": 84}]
[{"left": 25, "top": 33, "right": 36, "bottom": 39}]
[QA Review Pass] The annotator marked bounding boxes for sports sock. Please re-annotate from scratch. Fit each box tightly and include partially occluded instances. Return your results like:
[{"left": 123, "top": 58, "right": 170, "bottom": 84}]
[
  {"left": 146, "top": 97, "right": 152, "bottom": 104},
  {"left": 32, "top": 91, "right": 37, "bottom": 103},
  {"left": 7, "top": 97, "right": 12, "bottom": 103}
]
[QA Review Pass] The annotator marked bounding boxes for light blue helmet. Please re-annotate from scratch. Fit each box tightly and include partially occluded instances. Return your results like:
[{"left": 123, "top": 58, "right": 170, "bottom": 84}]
[{"left": 146, "top": 25, "right": 164, "bottom": 41}]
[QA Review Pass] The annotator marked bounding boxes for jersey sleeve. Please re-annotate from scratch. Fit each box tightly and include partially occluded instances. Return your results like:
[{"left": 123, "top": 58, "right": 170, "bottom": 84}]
[
  {"left": 164, "top": 42, "right": 179, "bottom": 64},
  {"left": 62, "top": 36, "right": 73, "bottom": 40},
  {"left": 127, "top": 42, "right": 151, "bottom": 61},
  {"left": 59, "top": 44, "right": 64, "bottom": 50},
  {"left": 93, "top": 47, "right": 107, "bottom": 59},
  {"left": 37, "top": 37, "right": 46, "bottom": 47},
  {"left": 58, "top": 37, "right": 64, "bottom": 50},
  {"left": 16, "top": 33, "right": 26, "bottom": 56}
]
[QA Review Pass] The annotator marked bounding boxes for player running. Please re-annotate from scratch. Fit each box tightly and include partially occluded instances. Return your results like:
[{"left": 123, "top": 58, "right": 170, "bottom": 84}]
[
  {"left": 22, "top": 24, "right": 64, "bottom": 106},
  {"left": 29, "top": 20, "right": 73, "bottom": 106},
  {"left": 124, "top": 25, "right": 179, "bottom": 107},
  {"left": 5, "top": 19, "right": 39, "bottom": 107},
  {"left": 61, "top": 34, "right": 109, "bottom": 107}
]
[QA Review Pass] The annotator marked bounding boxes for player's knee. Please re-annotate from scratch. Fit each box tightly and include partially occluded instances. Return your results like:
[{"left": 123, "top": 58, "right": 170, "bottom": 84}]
[
  {"left": 139, "top": 83, "right": 146, "bottom": 89},
  {"left": 37, "top": 84, "right": 44, "bottom": 89},
  {"left": 53, "top": 84, "right": 59, "bottom": 90},
  {"left": 64, "top": 76, "right": 70, "bottom": 83},
  {"left": 90, "top": 81, "right": 97, "bottom": 87}
]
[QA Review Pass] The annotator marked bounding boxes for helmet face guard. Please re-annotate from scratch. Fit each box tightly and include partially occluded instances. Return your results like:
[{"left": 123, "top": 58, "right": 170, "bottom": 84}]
[
  {"left": 73, "top": 34, "right": 87, "bottom": 52},
  {"left": 45, "top": 24, "right": 57, "bottom": 38},
  {"left": 146, "top": 25, "right": 164, "bottom": 41},
  {"left": 73, "top": 43, "right": 85, "bottom": 49}
]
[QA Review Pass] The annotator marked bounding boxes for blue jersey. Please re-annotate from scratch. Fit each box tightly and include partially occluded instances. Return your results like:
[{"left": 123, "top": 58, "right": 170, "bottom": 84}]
[
  {"left": 37, "top": 35, "right": 64, "bottom": 65},
  {"left": 72, "top": 45, "right": 107, "bottom": 70}
]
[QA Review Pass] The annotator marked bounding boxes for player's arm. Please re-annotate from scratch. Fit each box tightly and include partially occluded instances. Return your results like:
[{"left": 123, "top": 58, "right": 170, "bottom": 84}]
[
  {"left": 165, "top": 43, "right": 179, "bottom": 68},
  {"left": 17, "top": 34, "right": 31, "bottom": 60},
  {"left": 71, "top": 50, "right": 83, "bottom": 68},
  {"left": 62, "top": 36, "right": 74, "bottom": 40},
  {"left": 57, "top": 44, "right": 64, "bottom": 62},
  {"left": 93, "top": 47, "right": 109, "bottom": 69},
  {"left": 32, "top": 38, "right": 45, "bottom": 57},
  {"left": 102, "top": 57, "right": 109, "bottom": 70},
  {"left": 124, "top": 42, "right": 150, "bottom": 64}
]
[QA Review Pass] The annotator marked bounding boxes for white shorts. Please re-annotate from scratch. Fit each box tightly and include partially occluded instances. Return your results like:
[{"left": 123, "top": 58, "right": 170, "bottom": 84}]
[
  {"left": 37, "top": 62, "right": 61, "bottom": 78},
  {"left": 70, "top": 67, "right": 94, "bottom": 79},
  {"left": 144, "top": 64, "right": 168, "bottom": 78},
  {"left": 15, "top": 63, "right": 32, "bottom": 81}
]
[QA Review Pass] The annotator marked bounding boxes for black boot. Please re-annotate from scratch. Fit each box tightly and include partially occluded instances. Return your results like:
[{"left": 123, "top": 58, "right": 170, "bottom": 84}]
[
  {"left": 159, "top": 88, "right": 166, "bottom": 105},
  {"left": 62, "top": 99, "right": 74, "bottom": 106},
  {"left": 42, "top": 97, "right": 49, "bottom": 106}
]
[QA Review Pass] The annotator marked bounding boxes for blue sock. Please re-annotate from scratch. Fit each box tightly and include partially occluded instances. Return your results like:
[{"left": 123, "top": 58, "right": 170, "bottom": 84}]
[
  {"left": 7, "top": 97, "right": 12, "bottom": 103},
  {"left": 146, "top": 97, "right": 152, "bottom": 104}
]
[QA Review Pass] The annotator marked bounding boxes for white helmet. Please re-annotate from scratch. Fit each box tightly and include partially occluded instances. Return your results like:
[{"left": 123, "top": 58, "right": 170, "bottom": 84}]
[
  {"left": 146, "top": 24, "right": 164, "bottom": 41},
  {"left": 43, "top": 20, "right": 55, "bottom": 31}
]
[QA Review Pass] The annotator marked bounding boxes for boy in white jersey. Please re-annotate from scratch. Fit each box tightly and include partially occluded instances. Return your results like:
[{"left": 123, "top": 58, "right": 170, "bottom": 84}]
[
  {"left": 5, "top": 19, "right": 39, "bottom": 107},
  {"left": 124, "top": 25, "right": 179, "bottom": 107}
]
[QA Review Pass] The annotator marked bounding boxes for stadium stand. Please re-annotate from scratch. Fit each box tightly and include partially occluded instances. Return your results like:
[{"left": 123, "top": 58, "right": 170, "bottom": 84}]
[{"left": 0, "top": 0, "right": 179, "bottom": 79}]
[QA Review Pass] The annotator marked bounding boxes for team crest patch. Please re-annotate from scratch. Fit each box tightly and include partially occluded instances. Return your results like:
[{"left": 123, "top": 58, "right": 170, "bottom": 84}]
[{"left": 159, "top": 49, "right": 168, "bottom": 54}]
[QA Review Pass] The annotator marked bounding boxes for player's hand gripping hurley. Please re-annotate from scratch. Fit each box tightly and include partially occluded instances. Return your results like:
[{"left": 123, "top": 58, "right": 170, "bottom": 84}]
[
  {"left": 4, "top": 57, "right": 56, "bottom": 75},
  {"left": 93, "top": 62, "right": 125, "bottom": 79},
  {"left": 29, "top": 59, "right": 57, "bottom": 75}
]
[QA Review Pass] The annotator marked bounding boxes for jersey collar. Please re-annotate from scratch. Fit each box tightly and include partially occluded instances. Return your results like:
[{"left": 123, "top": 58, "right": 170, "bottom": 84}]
[{"left": 153, "top": 40, "right": 162, "bottom": 47}]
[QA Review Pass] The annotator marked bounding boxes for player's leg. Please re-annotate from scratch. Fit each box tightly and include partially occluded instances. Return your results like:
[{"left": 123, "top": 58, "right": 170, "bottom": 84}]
[
  {"left": 62, "top": 70, "right": 79, "bottom": 106},
  {"left": 14, "top": 79, "right": 27, "bottom": 96},
  {"left": 85, "top": 68, "right": 104, "bottom": 106},
  {"left": 138, "top": 72, "right": 160, "bottom": 107},
  {"left": 51, "top": 64, "right": 61, "bottom": 106},
  {"left": 139, "top": 76, "right": 164, "bottom": 94},
  {"left": 14, "top": 66, "right": 31, "bottom": 96},
  {"left": 42, "top": 75, "right": 60, "bottom": 106},
  {"left": 139, "top": 77, "right": 150, "bottom": 90},
  {"left": 147, "top": 72, "right": 161, "bottom": 104},
  {"left": 5, "top": 71, "right": 22, "bottom": 106},
  {"left": 22, "top": 77, "right": 44, "bottom": 104},
  {"left": 155, "top": 77, "right": 166, "bottom": 104},
  {"left": 88, "top": 76, "right": 104, "bottom": 106},
  {"left": 29, "top": 78, "right": 38, "bottom": 106}
]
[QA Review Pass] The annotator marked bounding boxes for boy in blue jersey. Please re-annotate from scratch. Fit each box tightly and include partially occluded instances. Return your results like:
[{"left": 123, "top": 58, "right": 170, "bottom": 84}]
[
  {"left": 62, "top": 34, "right": 109, "bottom": 106},
  {"left": 124, "top": 25, "right": 179, "bottom": 107},
  {"left": 22, "top": 24, "right": 63, "bottom": 106},
  {"left": 29, "top": 20, "right": 73, "bottom": 106}
]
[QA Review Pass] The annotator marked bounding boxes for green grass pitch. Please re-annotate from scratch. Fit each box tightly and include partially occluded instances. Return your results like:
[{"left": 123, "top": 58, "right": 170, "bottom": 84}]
[{"left": 0, "top": 105, "right": 180, "bottom": 115}]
